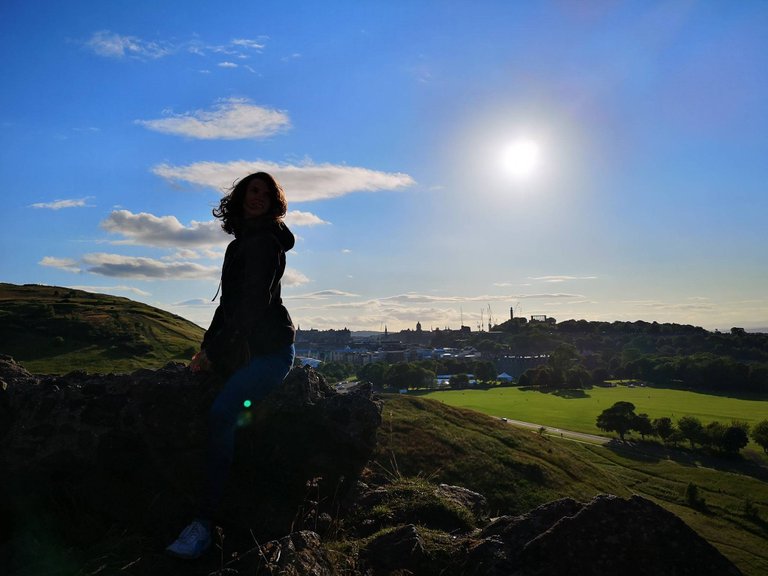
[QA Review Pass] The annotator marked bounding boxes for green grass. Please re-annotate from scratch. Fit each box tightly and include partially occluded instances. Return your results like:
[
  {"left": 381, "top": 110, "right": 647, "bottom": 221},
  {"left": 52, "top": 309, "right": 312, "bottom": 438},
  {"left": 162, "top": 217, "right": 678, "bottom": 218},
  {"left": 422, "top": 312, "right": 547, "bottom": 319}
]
[
  {"left": 0, "top": 283, "right": 204, "bottom": 373},
  {"left": 418, "top": 385, "right": 768, "bottom": 451},
  {"left": 570, "top": 442, "right": 768, "bottom": 575},
  {"left": 379, "top": 394, "right": 768, "bottom": 576}
]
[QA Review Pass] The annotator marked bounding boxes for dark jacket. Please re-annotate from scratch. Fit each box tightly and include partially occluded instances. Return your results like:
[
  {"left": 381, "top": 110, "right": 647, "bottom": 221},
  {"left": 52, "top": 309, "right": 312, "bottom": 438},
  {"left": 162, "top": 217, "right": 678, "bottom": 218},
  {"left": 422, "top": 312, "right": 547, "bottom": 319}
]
[{"left": 203, "top": 218, "right": 295, "bottom": 367}]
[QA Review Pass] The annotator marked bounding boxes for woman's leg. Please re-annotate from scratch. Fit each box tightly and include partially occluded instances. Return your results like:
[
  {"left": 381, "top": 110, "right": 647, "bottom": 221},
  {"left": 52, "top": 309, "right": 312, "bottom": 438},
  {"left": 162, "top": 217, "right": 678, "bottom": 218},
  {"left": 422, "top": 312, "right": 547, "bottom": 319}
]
[{"left": 201, "top": 343, "right": 295, "bottom": 519}]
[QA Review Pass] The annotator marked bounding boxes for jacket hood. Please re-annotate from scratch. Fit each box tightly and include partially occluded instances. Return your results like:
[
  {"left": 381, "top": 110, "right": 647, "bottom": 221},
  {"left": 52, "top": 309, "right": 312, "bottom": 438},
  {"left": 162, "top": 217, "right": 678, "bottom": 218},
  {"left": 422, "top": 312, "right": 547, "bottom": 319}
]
[
  {"left": 271, "top": 220, "right": 295, "bottom": 251},
  {"left": 238, "top": 217, "right": 295, "bottom": 251}
]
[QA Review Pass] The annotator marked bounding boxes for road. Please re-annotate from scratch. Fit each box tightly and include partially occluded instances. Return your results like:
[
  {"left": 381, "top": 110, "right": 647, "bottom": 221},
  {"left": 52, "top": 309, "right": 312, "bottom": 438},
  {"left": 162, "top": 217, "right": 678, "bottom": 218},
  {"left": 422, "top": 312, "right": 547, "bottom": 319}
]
[{"left": 501, "top": 418, "right": 613, "bottom": 445}]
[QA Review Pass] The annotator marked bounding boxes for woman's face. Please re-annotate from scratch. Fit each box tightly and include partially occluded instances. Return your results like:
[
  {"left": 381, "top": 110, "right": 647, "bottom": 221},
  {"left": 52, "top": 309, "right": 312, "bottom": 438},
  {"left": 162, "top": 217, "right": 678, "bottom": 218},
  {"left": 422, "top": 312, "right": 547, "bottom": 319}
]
[{"left": 242, "top": 178, "right": 271, "bottom": 219}]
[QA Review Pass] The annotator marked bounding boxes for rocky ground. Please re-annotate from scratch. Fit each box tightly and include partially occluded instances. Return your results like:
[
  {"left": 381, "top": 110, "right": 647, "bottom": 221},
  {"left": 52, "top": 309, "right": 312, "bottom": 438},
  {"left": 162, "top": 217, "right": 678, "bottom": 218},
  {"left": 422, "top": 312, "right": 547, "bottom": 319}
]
[{"left": 0, "top": 355, "right": 742, "bottom": 575}]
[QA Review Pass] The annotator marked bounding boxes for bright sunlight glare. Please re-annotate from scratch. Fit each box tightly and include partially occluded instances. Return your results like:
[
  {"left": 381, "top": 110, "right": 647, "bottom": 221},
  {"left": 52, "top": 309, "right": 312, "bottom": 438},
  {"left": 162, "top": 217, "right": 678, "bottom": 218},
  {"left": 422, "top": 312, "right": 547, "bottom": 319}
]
[{"left": 501, "top": 139, "right": 541, "bottom": 179}]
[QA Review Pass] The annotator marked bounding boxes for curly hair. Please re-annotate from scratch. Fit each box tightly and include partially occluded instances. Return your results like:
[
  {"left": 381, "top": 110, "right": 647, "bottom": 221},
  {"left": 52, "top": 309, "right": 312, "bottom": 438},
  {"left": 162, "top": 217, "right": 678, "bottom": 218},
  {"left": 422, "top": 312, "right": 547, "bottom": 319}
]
[{"left": 213, "top": 172, "right": 288, "bottom": 235}]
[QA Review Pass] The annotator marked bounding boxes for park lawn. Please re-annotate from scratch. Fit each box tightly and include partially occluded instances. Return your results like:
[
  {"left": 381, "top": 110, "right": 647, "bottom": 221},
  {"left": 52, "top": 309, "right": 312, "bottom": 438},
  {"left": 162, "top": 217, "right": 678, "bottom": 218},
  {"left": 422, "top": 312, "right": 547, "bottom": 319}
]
[{"left": 419, "top": 385, "right": 768, "bottom": 448}]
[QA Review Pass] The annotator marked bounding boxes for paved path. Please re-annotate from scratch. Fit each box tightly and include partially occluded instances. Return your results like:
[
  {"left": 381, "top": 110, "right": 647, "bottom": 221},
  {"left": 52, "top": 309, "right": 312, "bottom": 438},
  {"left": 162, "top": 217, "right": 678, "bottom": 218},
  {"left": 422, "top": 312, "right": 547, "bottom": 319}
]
[{"left": 501, "top": 418, "right": 613, "bottom": 445}]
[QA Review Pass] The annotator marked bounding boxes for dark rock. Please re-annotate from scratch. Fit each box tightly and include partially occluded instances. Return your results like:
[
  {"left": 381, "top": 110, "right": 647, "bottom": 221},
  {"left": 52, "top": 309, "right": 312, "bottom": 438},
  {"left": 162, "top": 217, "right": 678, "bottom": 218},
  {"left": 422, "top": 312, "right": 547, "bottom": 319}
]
[
  {"left": 519, "top": 494, "right": 742, "bottom": 576},
  {"left": 260, "top": 530, "right": 335, "bottom": 576},
  {"left": 362, "top": 524, "right": 426, "bottom": 574},
  {"left": 436, "top": 483, "right": 489, "bottom": 524},
  {"left": 1, "top": 362, "right": 382, "bottom": 555},
  {"left": 464, "top": 494, "right": 742, "bottom": 576}
]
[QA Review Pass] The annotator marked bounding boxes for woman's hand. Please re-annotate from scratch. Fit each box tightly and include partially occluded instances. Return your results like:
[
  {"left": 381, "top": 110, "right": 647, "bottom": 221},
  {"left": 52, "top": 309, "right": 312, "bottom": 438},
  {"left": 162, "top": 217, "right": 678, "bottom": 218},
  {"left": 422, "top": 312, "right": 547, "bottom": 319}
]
[{"left": 190, "top": 350, "right": 212, "bottom": 373}]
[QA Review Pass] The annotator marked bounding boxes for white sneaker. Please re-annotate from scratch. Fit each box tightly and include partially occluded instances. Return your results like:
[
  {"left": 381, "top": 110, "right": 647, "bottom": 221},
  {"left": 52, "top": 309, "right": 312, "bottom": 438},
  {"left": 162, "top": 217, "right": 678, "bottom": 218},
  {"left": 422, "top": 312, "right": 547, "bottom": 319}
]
[{"left": 166, "top": 519, "right": 211, "bottom": 559}]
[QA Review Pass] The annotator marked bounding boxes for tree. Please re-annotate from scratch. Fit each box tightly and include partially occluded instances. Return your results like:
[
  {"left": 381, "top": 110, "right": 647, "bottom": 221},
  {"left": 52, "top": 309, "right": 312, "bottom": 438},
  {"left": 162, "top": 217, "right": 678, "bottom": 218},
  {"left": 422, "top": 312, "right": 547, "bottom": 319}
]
[
  {"left": 752, "top": 420, "right": 768, "bottom": 454},
  {"left": 473, "top": 360, "right": 497, "bottom": 383},
  {"left": 702, "top": 421, "right": 726, "bottom": 450},
  {"left": 678, "top": 415, "right": 704, "bottom": 449},
  {"left": 596, "top": 401, "right": 637, "bottom": 441},
  {"left": 652, "top": 417, "right": 674, "bottom": 442},
  {"left": 565, "top": 365, "right": 591, "bottom": 388},
  {"left": 721, "top": 425, "right": 749, "bottom": 455},
  {"left": 386, "top": 363, "right": 425, "bottom": 390},
  {"left": 632, "top": 413, "right": 655, "bottom": 440},
  {"left": 590, "top": 367, "right": 610, "bottom": 386},
  {"left": 548, "top": 343, "right": 579, "bottom": 386},
  {"left": 450, "top": 373, "right": 470, "bottom": 389},
  {"left": 357, "top": 362, "right": 389, "bottom": 388}
]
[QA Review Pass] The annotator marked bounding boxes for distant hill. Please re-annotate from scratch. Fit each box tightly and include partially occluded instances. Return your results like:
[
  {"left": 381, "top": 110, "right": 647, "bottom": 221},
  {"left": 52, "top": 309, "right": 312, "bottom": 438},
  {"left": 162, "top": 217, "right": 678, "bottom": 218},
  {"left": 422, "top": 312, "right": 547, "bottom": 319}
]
[{"left": 0, "top": 283, "right": 204, "bottom": 374}]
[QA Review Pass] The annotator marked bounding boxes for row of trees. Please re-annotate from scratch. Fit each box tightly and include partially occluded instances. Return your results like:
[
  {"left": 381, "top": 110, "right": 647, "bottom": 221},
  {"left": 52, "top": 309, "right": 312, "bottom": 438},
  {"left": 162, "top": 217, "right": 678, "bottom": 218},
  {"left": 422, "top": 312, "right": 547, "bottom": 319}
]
[
  {"left": 596, "top": 401, "right": 768, "bottom": 455},
  {"left": 313, "top": 359, "right": 501, "bottom": 389},
  {"left": 487, "top": 319, "right": 768, "bottom": 394}
]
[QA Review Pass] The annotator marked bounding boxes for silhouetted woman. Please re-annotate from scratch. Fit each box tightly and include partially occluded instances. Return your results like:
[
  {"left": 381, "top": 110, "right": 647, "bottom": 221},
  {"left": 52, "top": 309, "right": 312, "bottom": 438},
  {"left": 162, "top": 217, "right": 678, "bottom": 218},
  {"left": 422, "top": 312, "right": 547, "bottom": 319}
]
[{"left": 166, "top": 172, "right": 296, "bottom": 559}]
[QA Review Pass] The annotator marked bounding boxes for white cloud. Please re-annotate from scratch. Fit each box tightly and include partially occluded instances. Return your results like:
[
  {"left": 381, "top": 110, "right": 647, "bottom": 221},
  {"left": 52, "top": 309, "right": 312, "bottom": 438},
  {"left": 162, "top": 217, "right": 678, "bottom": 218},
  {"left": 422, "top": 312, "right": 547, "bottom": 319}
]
[
  {"left": 82, "top": 253, "right": 219, "bottom": 280},
  {"left": 218, "top": 61, "right": 238, "bottom": 68},
  {"left": 67, "top": 284, "right": 152, "bottom": 297},
  {"left": 284, "top": 268, "right": 310, "bottom": 287},
  {"left": 86, "top": 31, "right": 172, "bottom": 59},
  {"left": 30, "top": 197, "right": 92, "bottom": 210},
  {"left": 341, "top": 249, "right": 352, "bottom": 254},
  {"left": 100, "top": 210, "right": 227, "bottom": 248},
  {"left": 136, "top": 98, "right": 290, "bottom": 140},
  {"left": 285, "top": 210, "right": 330, "bottom": 227},
  {"left": 231, "top": 38, "right": 266, "bottom": 50},
  {"left": 153, "top": 159, "right": 415, "bottom": 201},
  {"left": 39, "top": 256, "right": 81, "bottom": 273},
  {"left": 165, "top": 249, "right": 202, "bottom": 260}
]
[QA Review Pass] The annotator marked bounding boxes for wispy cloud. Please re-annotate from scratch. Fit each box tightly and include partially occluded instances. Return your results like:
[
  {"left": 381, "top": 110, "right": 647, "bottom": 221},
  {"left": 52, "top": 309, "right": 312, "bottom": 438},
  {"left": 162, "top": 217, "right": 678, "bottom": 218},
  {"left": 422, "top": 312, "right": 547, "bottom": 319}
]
[
  {"left": 289, "top": 290, "right": 360, "bottom": 300},
  {"left": 67, "top": 284, "right": 152, "bottom": 297},
  {"left": 218, "top": 61, "right": 238, "bottom": 68},
  {"left": 529, "top": 275, "right": 598, "bottom": 283},
  {"left": 30, "top": 197, "right": 92, "bottom": 210},
  {"left": 153, "top": 159, "right": 415, "bottom": 202},
  {"left": 136, "top": 98, "right": 290, "bottom": 140},
  {"left": 231, "top": 38, "right": 266, "bottom": 50},
  {"left": 284, "top": 290, "right": 588, "bottom": 331},
  {"left": 86, "top": 32, "right": 266, "bottom": 61},
  {"left": 86, "top": 31, "right": 173, "bottom": 59},
  {"left": 623, "top": 299, "right": 717, "bottom": 312},
  {"left": 380, "top": 292, "right": 583, "bottom": 304},
  {"left": 39, "top": 256, "right": 80, "bottom": 273},
  {"left": 100, "top": 210, "right": 227, "bottom": 248}
]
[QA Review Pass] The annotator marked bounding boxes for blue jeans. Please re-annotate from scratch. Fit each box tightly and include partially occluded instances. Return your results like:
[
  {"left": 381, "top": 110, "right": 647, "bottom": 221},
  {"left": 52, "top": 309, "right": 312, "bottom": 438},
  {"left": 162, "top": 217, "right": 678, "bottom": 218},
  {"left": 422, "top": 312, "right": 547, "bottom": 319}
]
[{"left": 202, "top": 343, "right": 295, "bottom": 519}]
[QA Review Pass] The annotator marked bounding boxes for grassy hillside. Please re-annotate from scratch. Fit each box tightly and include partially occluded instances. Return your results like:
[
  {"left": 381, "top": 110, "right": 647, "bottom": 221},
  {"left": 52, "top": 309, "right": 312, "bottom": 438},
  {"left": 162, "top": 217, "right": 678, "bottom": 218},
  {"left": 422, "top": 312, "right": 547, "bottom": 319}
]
[
  {"left": 377, "top": 395, "right": 768, "bottom": 576},
  {"left": 0, "top": 283, "right": 204, "bottom": 374}
]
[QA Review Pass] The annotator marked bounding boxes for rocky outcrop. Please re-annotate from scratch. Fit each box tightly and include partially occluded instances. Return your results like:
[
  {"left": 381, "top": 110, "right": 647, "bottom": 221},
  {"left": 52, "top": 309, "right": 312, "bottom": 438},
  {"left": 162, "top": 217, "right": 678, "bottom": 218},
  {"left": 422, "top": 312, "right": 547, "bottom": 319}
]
[
  {"left": 1, "top": 357, "right": 382, "bottom": 570},
  {"left": 462, "top": 494, "right": 742, "bottom": 576},
  {"left": 0, "top": 357, "right": 743, "bottom": 576}
]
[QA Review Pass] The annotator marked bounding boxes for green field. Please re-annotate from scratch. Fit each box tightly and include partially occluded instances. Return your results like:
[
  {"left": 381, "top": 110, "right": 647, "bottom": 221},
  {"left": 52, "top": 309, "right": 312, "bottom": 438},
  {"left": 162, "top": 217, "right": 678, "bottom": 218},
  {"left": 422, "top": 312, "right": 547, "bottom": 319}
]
[{"left": 419, "top": 384, "right": 768, "bottom": 449}]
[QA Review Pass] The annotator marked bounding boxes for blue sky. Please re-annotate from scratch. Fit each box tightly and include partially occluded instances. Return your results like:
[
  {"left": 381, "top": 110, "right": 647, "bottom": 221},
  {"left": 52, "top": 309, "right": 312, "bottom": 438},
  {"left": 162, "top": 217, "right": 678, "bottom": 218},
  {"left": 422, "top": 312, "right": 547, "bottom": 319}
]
[{"left": 2, "top": 0, "right": 767, "bottom": 332}]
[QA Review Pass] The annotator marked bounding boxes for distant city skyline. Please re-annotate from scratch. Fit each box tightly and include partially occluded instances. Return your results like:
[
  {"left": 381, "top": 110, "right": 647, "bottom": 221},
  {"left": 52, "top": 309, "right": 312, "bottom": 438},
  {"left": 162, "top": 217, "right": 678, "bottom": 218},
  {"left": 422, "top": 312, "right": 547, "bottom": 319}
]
[{"left": 2, "top": 1, "right": 767, "bottom": 333}]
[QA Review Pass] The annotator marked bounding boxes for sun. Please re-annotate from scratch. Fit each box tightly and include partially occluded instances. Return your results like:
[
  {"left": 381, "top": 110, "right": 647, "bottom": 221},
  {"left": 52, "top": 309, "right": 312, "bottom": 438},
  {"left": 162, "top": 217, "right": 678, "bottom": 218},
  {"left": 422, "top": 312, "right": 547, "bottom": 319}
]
[{"left": 501, "top": 139, "right": 541, "bottom": 179}]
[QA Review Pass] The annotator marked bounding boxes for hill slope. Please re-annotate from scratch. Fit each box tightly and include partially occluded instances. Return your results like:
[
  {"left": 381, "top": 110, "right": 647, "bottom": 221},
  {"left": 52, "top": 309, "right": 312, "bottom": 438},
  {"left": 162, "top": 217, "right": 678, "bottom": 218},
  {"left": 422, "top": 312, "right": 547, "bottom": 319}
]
[
  {"left": 0, "top": 283, "right": 204, "bottom": 373},
  {"left": 376, "top": 395, "right": 768, "bottom": 575}
]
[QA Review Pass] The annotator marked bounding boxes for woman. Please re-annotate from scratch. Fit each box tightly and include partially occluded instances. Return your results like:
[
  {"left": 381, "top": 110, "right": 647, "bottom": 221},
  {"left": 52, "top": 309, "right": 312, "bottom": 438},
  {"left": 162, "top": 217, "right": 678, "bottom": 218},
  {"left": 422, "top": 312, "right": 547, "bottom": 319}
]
[{"left": 167, "top": 172, "right": 296, "bottom": 559}]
